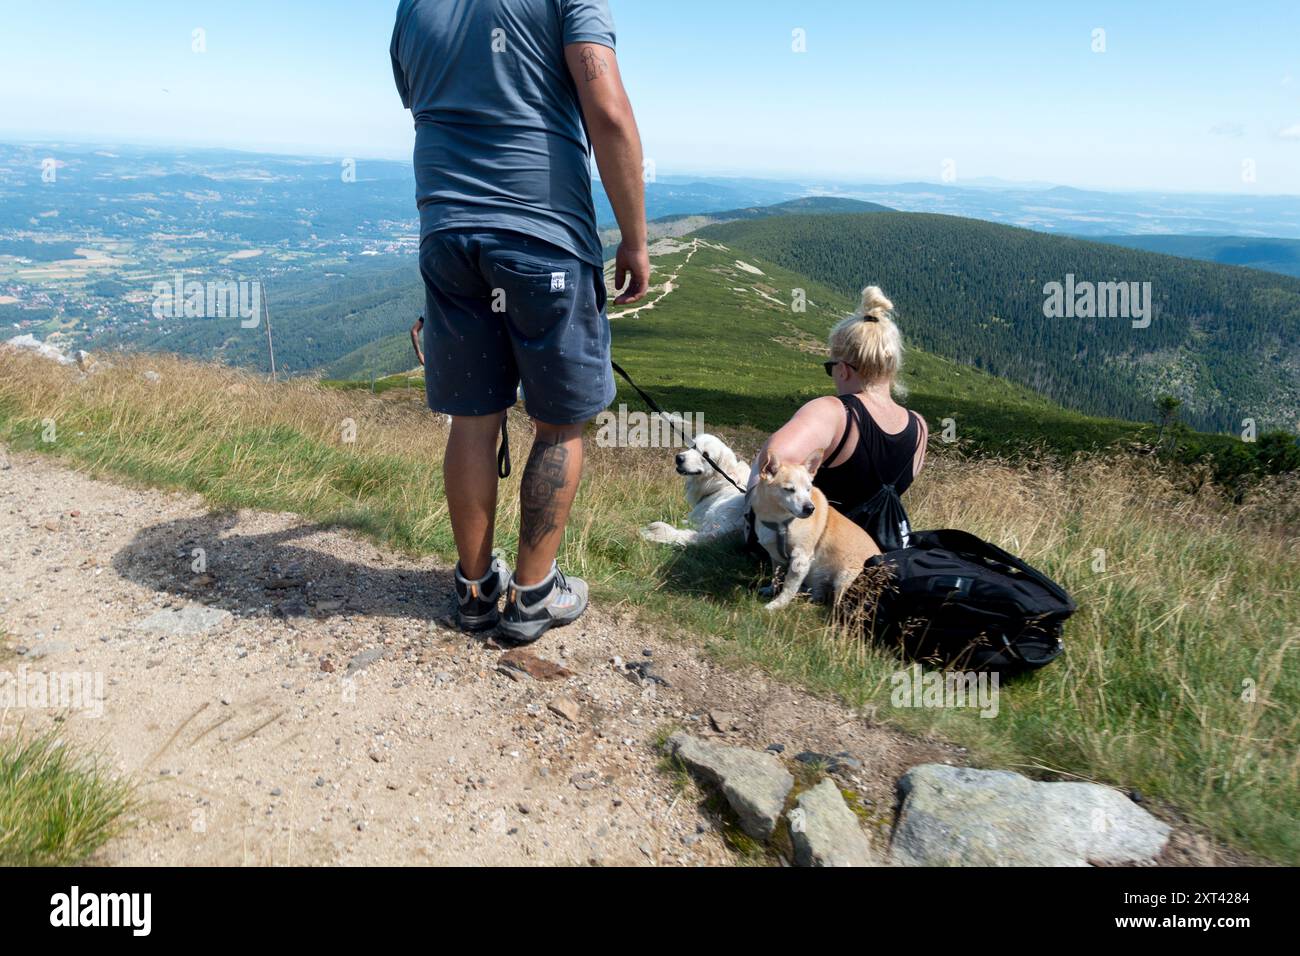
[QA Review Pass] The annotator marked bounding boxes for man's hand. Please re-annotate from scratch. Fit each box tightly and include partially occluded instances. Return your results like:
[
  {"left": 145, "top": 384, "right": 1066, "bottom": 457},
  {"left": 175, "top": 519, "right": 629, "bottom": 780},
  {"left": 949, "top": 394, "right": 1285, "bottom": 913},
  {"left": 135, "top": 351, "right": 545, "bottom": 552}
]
[{"left": 614, "top": 241, "right": 650, "bottom": 305}]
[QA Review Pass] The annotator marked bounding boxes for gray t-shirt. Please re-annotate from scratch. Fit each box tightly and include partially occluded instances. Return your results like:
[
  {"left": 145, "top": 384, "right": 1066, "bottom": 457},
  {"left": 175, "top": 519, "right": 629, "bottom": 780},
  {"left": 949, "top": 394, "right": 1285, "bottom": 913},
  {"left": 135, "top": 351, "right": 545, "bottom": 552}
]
[{"left": 391, "top": 0, "right": 615, "bottom": 268}]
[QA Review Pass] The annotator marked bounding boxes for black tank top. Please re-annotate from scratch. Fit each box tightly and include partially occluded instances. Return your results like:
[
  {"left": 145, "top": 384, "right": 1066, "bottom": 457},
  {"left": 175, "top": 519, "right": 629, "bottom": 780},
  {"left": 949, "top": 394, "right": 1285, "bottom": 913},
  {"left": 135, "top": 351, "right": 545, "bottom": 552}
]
[{"left": 814, "top": 394, "right": 920, "bottom": 513}]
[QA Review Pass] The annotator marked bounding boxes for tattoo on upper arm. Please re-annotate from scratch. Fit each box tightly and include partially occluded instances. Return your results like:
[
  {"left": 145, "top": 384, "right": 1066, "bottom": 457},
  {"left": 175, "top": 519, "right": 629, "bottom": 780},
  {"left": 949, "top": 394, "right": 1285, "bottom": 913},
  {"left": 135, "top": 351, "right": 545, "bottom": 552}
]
[{"left": 580, "top": 48, "right": 608, "bottom": 82}]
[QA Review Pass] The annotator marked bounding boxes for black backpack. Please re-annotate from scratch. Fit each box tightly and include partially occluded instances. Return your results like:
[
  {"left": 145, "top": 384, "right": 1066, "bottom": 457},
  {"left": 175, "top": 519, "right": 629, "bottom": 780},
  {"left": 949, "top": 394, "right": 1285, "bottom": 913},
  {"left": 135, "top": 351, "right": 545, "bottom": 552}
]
[
  {"left": 842, "top": 466, "right": 913, "bottom": 552},
  {"left": 861, "top": 529, "right": 1075, "bottom": 674}
]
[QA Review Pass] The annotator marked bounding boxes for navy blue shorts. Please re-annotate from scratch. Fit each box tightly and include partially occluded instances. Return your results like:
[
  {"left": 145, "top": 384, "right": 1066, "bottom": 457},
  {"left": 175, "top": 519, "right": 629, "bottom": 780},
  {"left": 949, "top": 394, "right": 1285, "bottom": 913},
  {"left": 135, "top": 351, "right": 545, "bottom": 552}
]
[{"left": 419, "top": 229, "right": 616, "bottom": 425}]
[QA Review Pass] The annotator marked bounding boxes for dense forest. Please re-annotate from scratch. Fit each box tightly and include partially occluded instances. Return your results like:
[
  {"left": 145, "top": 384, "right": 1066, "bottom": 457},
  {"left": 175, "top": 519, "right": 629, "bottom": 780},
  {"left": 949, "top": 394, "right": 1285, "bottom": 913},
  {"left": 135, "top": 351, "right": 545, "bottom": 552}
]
[{"left": 701, "top": 213, "right": 1300, "bottom": 433}]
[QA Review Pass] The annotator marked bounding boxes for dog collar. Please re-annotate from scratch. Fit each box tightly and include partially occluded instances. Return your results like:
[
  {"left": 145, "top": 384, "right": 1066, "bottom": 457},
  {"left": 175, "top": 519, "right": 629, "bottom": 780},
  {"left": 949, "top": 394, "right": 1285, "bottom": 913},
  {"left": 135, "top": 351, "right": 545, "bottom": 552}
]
[{"left": 760, "top": 518, "right": 794, "bottom": 563}]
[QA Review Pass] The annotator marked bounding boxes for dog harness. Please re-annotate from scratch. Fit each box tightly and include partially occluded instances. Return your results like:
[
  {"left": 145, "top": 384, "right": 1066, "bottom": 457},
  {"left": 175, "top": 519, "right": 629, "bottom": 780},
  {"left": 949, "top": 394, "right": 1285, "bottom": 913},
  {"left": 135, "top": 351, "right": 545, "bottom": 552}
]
[{"left": 760, "top": 518, "right": 794, "bottom": 564}]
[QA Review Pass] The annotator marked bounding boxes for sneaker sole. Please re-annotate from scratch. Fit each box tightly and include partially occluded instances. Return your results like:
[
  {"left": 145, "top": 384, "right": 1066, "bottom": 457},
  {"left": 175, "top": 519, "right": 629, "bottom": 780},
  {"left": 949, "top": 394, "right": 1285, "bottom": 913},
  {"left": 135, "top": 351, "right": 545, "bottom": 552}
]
[
  {"left": 457, "top": 608, "right": 500, "bottom": 632},
  {"left": 497, "top": 603, "right": 586, "bottom": 644}
]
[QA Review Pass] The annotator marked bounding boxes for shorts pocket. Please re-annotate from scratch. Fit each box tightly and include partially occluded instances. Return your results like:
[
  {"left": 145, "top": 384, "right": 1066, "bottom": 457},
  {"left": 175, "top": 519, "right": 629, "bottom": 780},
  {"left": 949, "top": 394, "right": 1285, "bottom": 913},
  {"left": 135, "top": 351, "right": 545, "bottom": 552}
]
[{"left": 487, "top": 256, "right": 576, "bottom": 338}]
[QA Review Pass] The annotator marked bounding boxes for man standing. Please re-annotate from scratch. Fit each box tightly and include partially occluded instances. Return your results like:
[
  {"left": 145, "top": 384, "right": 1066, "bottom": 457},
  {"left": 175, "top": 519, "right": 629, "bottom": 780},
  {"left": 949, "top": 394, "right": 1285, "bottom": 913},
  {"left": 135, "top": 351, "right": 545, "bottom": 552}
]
[{"left": 391, "top": 0, "right": 648, "bottom": 642}]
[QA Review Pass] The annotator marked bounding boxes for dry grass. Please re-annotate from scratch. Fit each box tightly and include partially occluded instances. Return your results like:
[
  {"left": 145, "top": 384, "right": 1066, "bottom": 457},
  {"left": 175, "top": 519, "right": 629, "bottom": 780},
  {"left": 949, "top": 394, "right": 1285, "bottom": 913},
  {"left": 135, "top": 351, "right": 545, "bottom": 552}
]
[{"left": 1, "top": 350, "right": 1297, "bottom": 862}]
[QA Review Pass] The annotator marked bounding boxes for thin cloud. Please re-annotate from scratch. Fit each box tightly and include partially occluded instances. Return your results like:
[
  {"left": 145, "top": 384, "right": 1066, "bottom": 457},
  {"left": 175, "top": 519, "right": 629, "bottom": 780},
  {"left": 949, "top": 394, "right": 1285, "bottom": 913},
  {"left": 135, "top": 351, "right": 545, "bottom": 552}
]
[
  {"left": 1279, "top": 123, "right": 1300, "bottom": 140},
  {"left": 1209, "top": 122, "right": 1245, "bottom": 138}
]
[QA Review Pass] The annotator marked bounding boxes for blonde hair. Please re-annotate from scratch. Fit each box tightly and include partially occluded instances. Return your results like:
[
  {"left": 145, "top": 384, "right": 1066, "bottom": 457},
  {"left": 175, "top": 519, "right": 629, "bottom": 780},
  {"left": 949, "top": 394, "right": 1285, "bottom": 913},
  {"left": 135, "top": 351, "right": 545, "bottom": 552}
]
[{"left": 828, "top": 285, "right": 904, "bottom": 385}]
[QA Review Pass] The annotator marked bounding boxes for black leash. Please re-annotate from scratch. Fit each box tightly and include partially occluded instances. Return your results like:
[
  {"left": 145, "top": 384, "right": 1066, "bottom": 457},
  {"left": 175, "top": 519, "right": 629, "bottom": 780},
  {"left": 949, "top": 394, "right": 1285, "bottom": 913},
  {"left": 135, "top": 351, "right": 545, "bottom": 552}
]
[
  {"left": 497, "top": 416, "right": 510, "bottom": 479},
  {"left": 610, "top": 360, "right": 747, "bottom": 495}
]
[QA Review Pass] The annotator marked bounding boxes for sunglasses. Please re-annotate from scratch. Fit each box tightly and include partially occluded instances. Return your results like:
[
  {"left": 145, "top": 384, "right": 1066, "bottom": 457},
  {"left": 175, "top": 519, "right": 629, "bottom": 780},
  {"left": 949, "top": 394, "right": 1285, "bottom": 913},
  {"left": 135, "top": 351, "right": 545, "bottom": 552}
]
[{"left": 823, "top": 359, "right": 855, "bottom": 376}]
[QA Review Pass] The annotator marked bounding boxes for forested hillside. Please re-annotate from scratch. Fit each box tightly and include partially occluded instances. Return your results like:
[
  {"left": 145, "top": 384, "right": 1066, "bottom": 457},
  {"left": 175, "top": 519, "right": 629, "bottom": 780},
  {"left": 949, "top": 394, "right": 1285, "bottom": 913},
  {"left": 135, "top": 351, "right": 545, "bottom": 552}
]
[
  {"left": 93, "top": 257, "right": 423, "bottom": 375},
  {"left": 702, "top": 213, "right": 1300, "bottom": 432}
]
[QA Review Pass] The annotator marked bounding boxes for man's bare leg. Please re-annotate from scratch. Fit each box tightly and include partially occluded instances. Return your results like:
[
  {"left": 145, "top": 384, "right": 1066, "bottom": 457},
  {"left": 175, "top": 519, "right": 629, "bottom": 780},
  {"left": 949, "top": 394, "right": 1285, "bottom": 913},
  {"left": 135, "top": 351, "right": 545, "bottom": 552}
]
[
  {"left": 515, "top": 420, "right": 585, "bottom": 586},
  {"left": 444, "top": 411, "right": 504, "bottom": 580}
]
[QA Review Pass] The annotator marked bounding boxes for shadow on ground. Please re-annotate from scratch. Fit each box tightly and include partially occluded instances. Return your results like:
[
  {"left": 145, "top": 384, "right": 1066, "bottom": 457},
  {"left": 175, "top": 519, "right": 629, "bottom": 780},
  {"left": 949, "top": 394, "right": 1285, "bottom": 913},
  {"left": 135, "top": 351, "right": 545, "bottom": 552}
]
[{"left": 111, "top": 509, "right": 455, "bottom": 625}]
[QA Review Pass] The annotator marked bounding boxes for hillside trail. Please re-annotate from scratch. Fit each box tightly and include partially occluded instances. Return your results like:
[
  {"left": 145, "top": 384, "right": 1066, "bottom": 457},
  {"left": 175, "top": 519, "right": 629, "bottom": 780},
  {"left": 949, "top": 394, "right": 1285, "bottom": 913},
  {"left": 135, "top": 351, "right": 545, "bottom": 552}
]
[
  {"left": 607, "top": 237, "right": 705, "bottom": 319},
  {"left": 0, "top": 451, "right": 963, "bottom": 866}
]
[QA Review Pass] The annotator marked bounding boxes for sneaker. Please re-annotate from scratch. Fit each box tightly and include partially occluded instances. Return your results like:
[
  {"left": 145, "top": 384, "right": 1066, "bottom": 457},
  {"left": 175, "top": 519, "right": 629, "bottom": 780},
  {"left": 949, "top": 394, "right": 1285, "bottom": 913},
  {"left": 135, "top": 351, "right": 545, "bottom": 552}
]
[
  {"left": 454, "top": 557, "right": 510, "bottom": 632},
  {"left": 498, "top": 563, "right": 589, "bottom": 643}
]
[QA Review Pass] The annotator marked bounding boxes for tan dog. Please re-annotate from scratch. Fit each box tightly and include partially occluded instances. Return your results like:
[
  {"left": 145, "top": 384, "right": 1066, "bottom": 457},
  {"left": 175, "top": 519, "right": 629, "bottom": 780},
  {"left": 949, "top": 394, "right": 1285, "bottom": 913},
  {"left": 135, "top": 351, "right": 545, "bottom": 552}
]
[{"left": 750, "top": 451, "right": 880, "bottom": 611}]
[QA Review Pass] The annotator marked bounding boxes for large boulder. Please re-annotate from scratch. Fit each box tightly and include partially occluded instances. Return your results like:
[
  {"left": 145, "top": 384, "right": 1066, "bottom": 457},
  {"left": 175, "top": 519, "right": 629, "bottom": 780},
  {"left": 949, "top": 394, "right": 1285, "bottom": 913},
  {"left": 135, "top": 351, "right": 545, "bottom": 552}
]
[
  {"left": 667, "top": 732, "right": 793, "bottom": 840},
  {"left": 891, "top": 764, "right": 1171, "bottom": 867},
  {"left": 788, "top": 778, "right": 879, "bottom": 867}
]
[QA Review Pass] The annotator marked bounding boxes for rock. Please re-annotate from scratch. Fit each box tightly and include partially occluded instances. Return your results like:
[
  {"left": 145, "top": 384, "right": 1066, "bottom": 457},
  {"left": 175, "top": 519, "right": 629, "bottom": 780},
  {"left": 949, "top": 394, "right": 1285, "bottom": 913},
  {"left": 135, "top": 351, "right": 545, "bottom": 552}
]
[
  {"left": 548, "top": 697, "right": 580, "bottom": 723},
  {"left": 891, "top": 764, "right": 1172, "bottom": 867},
  {"left": 495, "top": 665, "right": 526, "bottom": 682},
  {"left": 708, "top": 710, "right": 741, "bottom": 733},
  {"left": 499, "top": 648, "right": 573, "bottom": 681},
  {"left": 625, "top": 660, "right": 669, "bottom": 686},
  {"left": 788, "top": 779, "right": 878, "bottom": 867},
  {"left": 667, "top": 732, "right": 793, "bottom": 841},
  {"left": 138, "top": 605, "right": 232, "bottom": 638},
  {"left": 795, "top": 750, "right": 861, "bottom": 774},
  {"left": 24, "top": 640, "right": 73, "bottom": 660},
  {"left": 346, "top": 648, "right": 385, "bottom": 673},
  {"left": 3, "top": 334, "right": 74, "bottom": 365}
]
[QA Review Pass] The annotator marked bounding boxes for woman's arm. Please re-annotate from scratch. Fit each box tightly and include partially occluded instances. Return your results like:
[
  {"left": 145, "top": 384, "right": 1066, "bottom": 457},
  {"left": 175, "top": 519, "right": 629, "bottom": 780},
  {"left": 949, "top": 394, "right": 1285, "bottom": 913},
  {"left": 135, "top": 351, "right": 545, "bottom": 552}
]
[{"left": 748, "top": 395, "right": 844, "bottom": 489}]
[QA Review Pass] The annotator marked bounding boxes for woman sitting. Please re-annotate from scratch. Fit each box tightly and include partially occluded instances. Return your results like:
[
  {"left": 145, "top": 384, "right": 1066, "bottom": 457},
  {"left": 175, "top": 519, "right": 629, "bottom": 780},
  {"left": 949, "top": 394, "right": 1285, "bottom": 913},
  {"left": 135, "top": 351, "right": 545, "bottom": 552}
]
[{"left": 749, "top": 286, "right": 928, "bottom": 544}]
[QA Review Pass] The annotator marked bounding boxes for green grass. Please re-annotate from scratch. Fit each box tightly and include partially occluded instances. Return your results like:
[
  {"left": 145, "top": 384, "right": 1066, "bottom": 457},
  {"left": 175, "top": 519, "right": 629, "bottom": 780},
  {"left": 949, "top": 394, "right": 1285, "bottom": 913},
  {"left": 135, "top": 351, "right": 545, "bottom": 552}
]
[{"left": 0, "top": 727, "right": 135, "bottom": 866}]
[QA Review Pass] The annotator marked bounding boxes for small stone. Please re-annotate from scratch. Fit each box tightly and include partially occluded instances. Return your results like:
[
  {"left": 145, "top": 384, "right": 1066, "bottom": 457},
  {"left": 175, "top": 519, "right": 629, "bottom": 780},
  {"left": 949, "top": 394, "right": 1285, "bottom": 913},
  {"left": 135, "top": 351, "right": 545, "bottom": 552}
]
[
  {"left": 270, "top": 788, "right": 282, "bottom": 797},
  {"left": 548, "top": 697, "right": 581, "bottom": 723},
  {"left": 708, "top": 710, "right": 740, "bottom": 733},
  {"left": 346, "top": 647, "right": 385, "bottom": 673},
  {"left": 499, "top": 649, "right": 573, "bottom": 681}
]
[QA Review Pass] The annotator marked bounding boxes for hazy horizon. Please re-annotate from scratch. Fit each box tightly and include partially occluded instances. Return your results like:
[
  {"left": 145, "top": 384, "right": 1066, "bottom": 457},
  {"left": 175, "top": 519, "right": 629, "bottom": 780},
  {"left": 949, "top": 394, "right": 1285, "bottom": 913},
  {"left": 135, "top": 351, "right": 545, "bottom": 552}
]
[{"left": 2, "top": 1, "right": 1298, "bottom": 194}]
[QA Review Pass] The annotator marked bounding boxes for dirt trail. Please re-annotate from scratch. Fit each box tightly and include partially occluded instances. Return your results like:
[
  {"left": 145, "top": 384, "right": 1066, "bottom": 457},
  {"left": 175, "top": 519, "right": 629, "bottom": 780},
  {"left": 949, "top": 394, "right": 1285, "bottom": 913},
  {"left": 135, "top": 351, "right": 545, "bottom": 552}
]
[
  {"left": 608, "top": 238, "right": 705, "bottom": 319},
  {"left": 0, "top": 452, "right": 955, "bottom": 866}
]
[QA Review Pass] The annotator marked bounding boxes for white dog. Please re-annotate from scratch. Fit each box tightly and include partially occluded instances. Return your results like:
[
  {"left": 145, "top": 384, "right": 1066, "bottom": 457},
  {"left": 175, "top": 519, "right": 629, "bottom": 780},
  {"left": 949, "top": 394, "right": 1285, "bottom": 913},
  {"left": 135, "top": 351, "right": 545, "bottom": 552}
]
[{"left": 641, "top": 434, "right": 749, "bottom": 546}]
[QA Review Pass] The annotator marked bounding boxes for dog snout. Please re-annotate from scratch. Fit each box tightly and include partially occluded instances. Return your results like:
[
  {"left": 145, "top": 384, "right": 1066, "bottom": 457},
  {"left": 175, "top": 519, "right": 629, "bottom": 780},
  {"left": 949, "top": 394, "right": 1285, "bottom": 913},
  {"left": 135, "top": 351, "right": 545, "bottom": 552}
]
[
  {"left": 800, "top": 502, "right": 815, "bottom": 518},
  {"left": 675, "top": 452, "right": 686, "bottom": 466}
]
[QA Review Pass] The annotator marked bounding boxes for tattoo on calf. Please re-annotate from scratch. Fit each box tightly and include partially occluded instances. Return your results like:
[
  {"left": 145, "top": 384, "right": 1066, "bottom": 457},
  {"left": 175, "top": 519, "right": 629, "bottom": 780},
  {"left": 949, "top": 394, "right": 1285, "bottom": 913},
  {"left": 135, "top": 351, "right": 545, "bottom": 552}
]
[
  {"left": 520, "top": 440, "right": 570, "bottom": 548},
  {"left": 580, "top": 48, "right": 608, "bottom": 82}
]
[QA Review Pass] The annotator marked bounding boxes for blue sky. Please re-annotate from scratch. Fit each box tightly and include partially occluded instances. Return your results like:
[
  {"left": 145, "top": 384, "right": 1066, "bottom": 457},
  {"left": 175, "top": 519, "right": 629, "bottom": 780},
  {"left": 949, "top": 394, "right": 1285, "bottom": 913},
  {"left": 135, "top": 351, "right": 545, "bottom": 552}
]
[{"left": 2, "top": 0, "right": 1298, "bottom": 193}]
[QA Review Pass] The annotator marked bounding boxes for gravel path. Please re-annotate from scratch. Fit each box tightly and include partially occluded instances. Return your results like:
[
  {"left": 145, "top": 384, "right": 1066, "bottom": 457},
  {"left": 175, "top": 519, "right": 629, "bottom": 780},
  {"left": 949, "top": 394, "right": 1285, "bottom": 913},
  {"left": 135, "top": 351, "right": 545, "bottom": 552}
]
[{"left": 0, "top": 451, "right": 952, "bottom": 866}]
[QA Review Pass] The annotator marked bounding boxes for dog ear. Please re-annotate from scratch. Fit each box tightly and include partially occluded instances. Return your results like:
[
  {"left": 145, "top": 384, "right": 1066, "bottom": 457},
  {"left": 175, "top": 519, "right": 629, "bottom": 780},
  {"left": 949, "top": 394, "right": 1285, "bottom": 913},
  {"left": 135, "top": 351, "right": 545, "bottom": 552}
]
[
  {"left": 761, "top": 451, "right": 780, "bottom": 477},
  {"left": 804, "top": 447, "right": 824, "bottom": 474}
]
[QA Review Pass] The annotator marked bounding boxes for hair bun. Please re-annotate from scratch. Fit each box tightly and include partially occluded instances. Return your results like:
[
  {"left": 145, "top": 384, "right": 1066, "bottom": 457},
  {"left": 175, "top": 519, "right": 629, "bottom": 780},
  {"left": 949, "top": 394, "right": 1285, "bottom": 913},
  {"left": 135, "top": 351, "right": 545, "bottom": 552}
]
[{"left": 857, "top": 285, "right": 894, "bottom": 321}]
